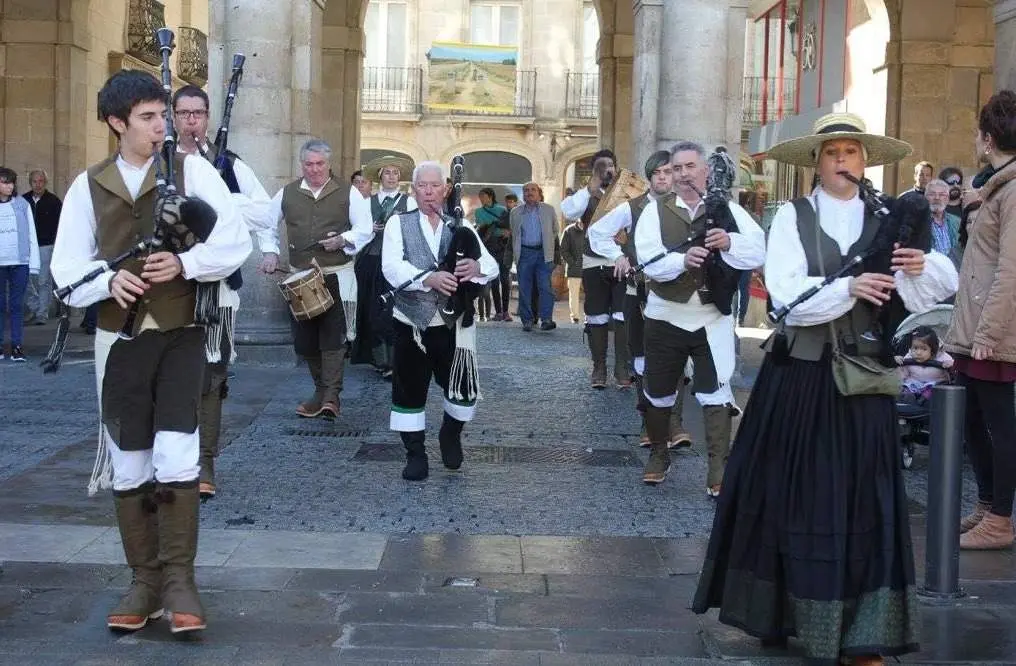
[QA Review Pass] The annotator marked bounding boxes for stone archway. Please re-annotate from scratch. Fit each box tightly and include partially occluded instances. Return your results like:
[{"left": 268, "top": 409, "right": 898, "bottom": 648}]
[{"left": 589, "top": 0, "right": 634, "bottom": 167}]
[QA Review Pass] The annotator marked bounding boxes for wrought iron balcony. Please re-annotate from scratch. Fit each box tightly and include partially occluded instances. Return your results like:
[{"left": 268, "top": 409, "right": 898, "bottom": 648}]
[
  {"left": 742, "top": 76, "right": 797, "bottom": 130},
  {"left": 361, "top": 67, "right": 424, "bottom": 114},
  {"left": 126, "top": 0, "right": 166, "bottom": 66},
  {"left": 564, "top": 71, "right": 599, "bottom": 119},
  {"left": 177, "top": 27, "right": 209, "bottom": 87}
]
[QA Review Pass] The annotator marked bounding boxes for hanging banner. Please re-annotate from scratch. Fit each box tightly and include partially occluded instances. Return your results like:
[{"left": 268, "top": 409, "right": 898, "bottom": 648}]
[{"left": 426, "top": 41, "right": 518, "bottom": 113}]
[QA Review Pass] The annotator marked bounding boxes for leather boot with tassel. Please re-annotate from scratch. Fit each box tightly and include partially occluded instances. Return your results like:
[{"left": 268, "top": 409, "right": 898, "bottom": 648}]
[
  {"left": 439, "top": 412, "right": 465, "bottom": 470},
  {"left": 155, "top": 481, "right": 205, "bottom": 634},
  {"left": 107, "top": 483, "right": 163, "bottom": 631},
  {"left": 642, "top": 405, "right": 672, "bottom": 485},
  {"left": 296, "top": 355, "right": 324, "bottom": 417},
  {"left": 961, "top": 501, "right": 992, "bottom": 533},
  {"left": 319, "top": 349, "right": 346, "bottom": 419},
  {"left": 668, "top": 380, "right": 692, "bottom": 449},
  {"left": 587, "top": 324, "right": 609, "bottom": 389},
  {"left": 703, "top": 405, "right": 733, "bottom": 498},
  {"left": 401, "top": 431, "right": 429, "bottom": 481},
  {"left": 960, "top": 511, "right": 1015, "bottom": 550},
  {"left": 612, "top": 320, "right": 631, "bottom": 388},
  {"left": 198, "top": 366, "right": 226, "bottom": 499}
]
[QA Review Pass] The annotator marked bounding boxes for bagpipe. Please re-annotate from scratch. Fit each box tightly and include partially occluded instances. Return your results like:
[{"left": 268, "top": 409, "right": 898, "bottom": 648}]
[
  {"left": 196, "top": 53, "right": 246, "bottom": 194},
  {"left": 41, "top": 27, "right": 218, "bottom": 373},
  {"left": 628, "top": 147, "right": 742, "bottom": 315}
]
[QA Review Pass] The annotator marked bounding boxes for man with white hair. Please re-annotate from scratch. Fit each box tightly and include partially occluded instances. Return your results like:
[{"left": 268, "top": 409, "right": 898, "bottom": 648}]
[
  {"left": 381, "top": 161, "right": 499, "bottom": 481},
  {"left": 264, "top": 139, "right": 373, "bottom": 419},
  {"left": 924, "top": 178, "right": 960, "bottom": 266}
]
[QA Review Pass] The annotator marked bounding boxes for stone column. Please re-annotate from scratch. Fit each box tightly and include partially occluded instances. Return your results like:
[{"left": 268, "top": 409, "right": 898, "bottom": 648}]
[
  {"left": 995, "top": 0, "right": 1016, "bottom": 91},
  {"left": 208, "top": 0, "right": 323, "bottom": 355},
  {"left": 631, "top": 0, "right": 663, "bottom": 173},
  {"left": 654, "top": 0, "right": 747, "bottom": 159},
  {"left": 321, "top": 23, "right": 365, "bottom": 179},
  {"left": 597, "top": 33, "right": 634, "bottom": 169}
]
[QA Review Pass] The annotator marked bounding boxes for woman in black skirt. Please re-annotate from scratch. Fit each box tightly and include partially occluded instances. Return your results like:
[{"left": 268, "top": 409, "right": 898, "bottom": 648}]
[{"left": 692, "top": 112, "right": 959, "bottom": 664}]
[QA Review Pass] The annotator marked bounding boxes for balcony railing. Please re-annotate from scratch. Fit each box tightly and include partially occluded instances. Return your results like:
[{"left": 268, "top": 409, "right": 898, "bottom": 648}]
[
  {"left": 564, "top": 71, "right": 599, "bottom": 119},
  {"left": 362, "top": 66, "right": 424, "bottom": 114},
  {"left": 177, "top": 26, "right": 208, "bottom": 86},
  {"left": 126, "top": 0, "right": 166, "bottom": 66},
  {"left": 742, "top": 76, "right": 797, "bottom": 130}
]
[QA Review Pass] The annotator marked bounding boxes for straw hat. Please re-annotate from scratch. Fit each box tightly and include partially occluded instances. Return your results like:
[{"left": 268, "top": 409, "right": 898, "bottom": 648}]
[
  {"left": 363, "top": 154, "right": 415, "bottom": 182},
  {"left": 766, "top": 112, "right": 912, "bottom": 167}
]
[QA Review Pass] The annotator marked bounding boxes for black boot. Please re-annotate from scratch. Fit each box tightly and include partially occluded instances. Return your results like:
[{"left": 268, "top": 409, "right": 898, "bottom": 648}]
[
  {"left": 401, "top": 431, "right": 428, "bottom": 481},
  {"left": 439, "top": 413, "right": 465, "bottom": 470}
]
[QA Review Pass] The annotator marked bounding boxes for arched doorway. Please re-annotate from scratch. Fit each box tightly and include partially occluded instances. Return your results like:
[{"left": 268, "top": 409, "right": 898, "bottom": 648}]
[{"left": 458, "top": 150, "right": 533, "bottom": 215}]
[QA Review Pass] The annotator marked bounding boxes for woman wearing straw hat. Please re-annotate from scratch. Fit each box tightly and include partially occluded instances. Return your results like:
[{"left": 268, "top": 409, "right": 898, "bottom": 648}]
[{"left": 692, "top": 112, "right": 958, "bottom": 663}]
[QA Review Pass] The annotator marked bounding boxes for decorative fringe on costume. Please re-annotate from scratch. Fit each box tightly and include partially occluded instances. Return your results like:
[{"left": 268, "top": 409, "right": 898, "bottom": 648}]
[
  {"left": 448, "top": 319, "right": 481, "bottom": 402},
  {"left": 194, "top": 282, "right": 220, "bottom": 326},
  {"left": 87, "top": 423, "right": 113, "bottom": 497},
  {"left": 336, "top": 266, "right": 358, "bottom": 341},
  {"left": 204, "top": 282, "right": 239, "bottom": 363}
]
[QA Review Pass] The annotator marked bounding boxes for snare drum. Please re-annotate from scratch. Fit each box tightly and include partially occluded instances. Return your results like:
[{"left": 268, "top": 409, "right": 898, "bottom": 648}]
[{"left": 278, "top": 266, "right": 334, "bottom": 321}]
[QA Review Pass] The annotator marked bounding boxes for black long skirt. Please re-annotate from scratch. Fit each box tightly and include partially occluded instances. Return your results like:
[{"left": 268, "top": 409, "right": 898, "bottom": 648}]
[
  {"left": 351, "top": 248, "right": 393, "bottom": 366},
  {"left": 691, "top": 352, "right": 920, "bottom": 663}
]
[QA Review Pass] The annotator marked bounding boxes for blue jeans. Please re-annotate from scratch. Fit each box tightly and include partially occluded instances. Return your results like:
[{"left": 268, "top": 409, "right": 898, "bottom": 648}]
[
  {"left": 0, "top": 264, "right": 30, "bottom": 346},
  {"left": 517, "top": 246, "right": 554, "bottom": 323}
]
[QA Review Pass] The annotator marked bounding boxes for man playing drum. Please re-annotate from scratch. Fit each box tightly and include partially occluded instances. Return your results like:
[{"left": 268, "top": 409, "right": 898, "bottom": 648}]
[{"left": 264, "top": 139, "right": 373, "bottom": 418}]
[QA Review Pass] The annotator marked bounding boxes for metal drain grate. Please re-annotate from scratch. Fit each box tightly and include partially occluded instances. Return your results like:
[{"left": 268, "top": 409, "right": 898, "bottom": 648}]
[
  {"left": 352, "top": 443, "right": 640, "bottom": 467},
  {"left": 286, "top": 428, "right": 369, "bottom": 438}
]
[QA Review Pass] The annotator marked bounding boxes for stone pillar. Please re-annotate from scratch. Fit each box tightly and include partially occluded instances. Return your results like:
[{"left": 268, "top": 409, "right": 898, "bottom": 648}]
[
  {"left": 321, "top": 23, "right": 365, "bottom": 179},
  {"left": 655, "top": 0, "right": 747, "bottom": 159},
  {"left": 631, "top": 0, "right": 663, "bottom": 173},
  {"left": 209, "top": 0, "right": 324, "bottom": 354},
  {"left": 995, "top": 0, "right": 1016, "bottom": 91}
]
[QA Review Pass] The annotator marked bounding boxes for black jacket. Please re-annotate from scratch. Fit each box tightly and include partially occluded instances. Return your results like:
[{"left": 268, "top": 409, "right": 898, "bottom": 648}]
[
  {"left": 23, "top": 190, "right": 62, "bottom": 246},
  {"left": 559, "top": 222, "right": 586, "bottom": 277}
]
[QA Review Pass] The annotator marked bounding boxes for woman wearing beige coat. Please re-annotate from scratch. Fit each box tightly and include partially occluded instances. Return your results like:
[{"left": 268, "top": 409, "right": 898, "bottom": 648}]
[{"left": 945, "top": 90, "right": 1016, "bottom": 550}]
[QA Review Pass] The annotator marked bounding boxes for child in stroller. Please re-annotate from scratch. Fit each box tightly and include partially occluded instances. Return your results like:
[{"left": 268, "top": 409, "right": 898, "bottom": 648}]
[{"left": 891, "top": 307, "right": 955, "bottom": 468}]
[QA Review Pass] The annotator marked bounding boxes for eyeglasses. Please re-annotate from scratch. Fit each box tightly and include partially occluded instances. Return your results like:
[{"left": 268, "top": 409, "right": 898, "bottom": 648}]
[
  {"left": 945, "top": 178, "right": 961, "bottom": 186},
  {"left": 174, "top": 109, "right": 208, "bottom": 119}
]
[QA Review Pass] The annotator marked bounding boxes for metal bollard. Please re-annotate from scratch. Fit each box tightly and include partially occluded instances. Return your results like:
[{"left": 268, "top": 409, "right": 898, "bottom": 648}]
[{"left": 919, "top": 384, "right": 967, "bottom": 600}]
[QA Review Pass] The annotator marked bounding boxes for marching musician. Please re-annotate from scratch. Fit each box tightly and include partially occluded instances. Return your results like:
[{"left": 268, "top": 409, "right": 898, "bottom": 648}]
[
  {"left": 50, "top": 70, "right": 251, "bottom": 634},
  {"left": 561, "top": 149, "right": 629, "bottom": 389},
  {"left": 586, "top": 150, "right": 692, "bottom": 450},
  {"left": 262, "top": 139, "right": 373, "bottom": 419},
  {"left": 352, "top": 155, "right": 417, "bottom": 378},
  {"left": 633, "top": 141, "right": 765, "bottom": 489},
  {"left": 172, "top": 84, "right": 275, "bottom": 499},
  {"left": 381, "top": 161, "right": 499, "bottom": 481}
]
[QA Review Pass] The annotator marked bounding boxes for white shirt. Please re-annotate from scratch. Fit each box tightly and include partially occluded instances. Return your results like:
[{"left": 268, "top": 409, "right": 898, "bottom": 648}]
[
  {"left": 765, "top": 189, "right": 959, "bottom": 327},
  {"left": 178, "top": 144, "right": 275, "bottom": 238},
  {"left": 634, "top": 196, "right": 766, "bottom": 331},
  {"left": 51, "top": 153, "right": 252, "bottom": 309},
  {"left": 561, "top": 187, "right": 613, "bottom": 269},
  {"left": 263, "top": 179, "right": 373, "bottom": 265},
  {"left": 381, "top": 211, "right": 500, "bottom": 327},
  {"left": 0, "top": 199, "right": 39, "bottom": 271}
]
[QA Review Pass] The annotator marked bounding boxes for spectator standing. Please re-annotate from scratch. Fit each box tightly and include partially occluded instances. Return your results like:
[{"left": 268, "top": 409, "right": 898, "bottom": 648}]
[
  {"left": 559, "top": 217, "right": 585, "bottom": 323},
  {"left": 0, "top": 167, "right": 40, "bottom": 361},
  {"left": 474, "top": 188, "right": 511, "bottom": 321},
  {"left": 23, "top": 169, "right": 61, "bottom": 324}
]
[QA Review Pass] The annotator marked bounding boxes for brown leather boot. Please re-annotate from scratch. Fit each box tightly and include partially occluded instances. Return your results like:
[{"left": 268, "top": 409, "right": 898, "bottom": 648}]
[
  {"left": 587, "top": 324, "right": 609, "bottom": 389},
  {"left": 107, "top": 483, "right": 163, "bottom": 631},
  {"left": 960, "top": 501, "right": 992, "bottom": 533},
  {"left": 198, "top": 365, "right": 226, "bottom": 499},
  {"left": 703, "top": 404, "right": 733, "bottom": 496},
  {"left": 642, "top": 406, "right": 671, "bottom": 485},
  {"left": 668, "top": 381, "right": 692, "bottom": 449},
  {"left": 296, "top": 355, "right": 324, "bottom": 417},
  {"left": 612, "top": 319, "right": 631, "bottom": 388},
  {"left": 319, "top": 349, "right": 346, "bottom": 419},
  {"left": 156, "top": 481, "right": 206, "bottom": 633},
  {"left": 959, "top": 511, "right": 1015, "bottom": 550}
]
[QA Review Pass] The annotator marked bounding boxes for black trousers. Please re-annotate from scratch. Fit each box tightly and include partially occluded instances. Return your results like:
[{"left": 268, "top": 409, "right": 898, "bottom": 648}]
[
  {"left": 582, "top": 266, "right": 625, "bottom": 319},
  {"left": 490, "top": 261, "right": 511, "bottom": 315},
  {"left": 643, "top": 318, "right": 718, "bottom": 400},
  {"left": 958, "top": 372, "right": 1016, "bottom": 516}
]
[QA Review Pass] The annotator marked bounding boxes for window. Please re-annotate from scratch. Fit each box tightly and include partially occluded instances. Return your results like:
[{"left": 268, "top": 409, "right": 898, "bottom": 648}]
[
  {"left": 582, "top": 3, "right": 598, "bottom": 73},
  {"left": 365, "top": 1, "right": 408, "bottom": 69},
  {"left": 470, "top": 3, "right": 520, "bottom": 47}
]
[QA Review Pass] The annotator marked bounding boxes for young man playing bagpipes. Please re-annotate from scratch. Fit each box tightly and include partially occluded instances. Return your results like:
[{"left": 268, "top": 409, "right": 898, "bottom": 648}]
[
  {"left": 50, "top": 69, "right": 251, "bottom": 633},
  {"left": 172, "top": 84, "right": 276, "bottom": 499},
  {"left": 633, "top": 141, "right": 765, "bottom": 490},
  {"left": 381, "top": 160, "right": 500, "bottom": 481}
]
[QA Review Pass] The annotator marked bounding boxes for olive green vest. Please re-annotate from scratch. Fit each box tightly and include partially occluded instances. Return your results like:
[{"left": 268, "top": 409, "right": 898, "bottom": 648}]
[
  {"left": 621, "top": 192, "right": 651, "bottom": 265},
  {"left": 646, "top": 195, "right": 711, "bottom": 304},
  {"left": 281, "top": 178, "right": 353, "bottom": 270},
  {"left": 88, "top": 152, "right": 194, "bottom": 333},
  {"left": 762, "top": 197, "right": 881, "bottom": 361},
  {"left": 581, "top": 191, "right": 603, "bottom": 257}
]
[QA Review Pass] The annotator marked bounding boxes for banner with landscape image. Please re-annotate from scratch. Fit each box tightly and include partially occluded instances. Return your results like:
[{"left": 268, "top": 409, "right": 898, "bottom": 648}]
[{"left": 426, "top": 41, "right": 518, "bottom": 113}]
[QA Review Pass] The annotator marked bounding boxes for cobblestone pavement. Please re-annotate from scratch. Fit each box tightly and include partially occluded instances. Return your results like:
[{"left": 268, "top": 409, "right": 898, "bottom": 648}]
[{"left": 2, "top": 313, "right": 1013, "bottom": 665}]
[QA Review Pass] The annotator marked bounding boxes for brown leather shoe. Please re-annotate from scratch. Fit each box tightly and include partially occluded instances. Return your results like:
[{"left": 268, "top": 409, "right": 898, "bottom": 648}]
[
  {"left": 319, "top": 399, "right": 340, "bottom": 420},
  {"left": 960, "top": 501, "right": 991, "bottom": 533},
  {"left": 296, "top": 399, "right": 323, "bottom": 418},
  {"left": 170, "top": 611, "right": 207, "bottom": 634},
  {"left": 642, "top": 445, "right": 670, "bottom": 485},
  {"left": 199, "top": 481, "right": 216, "bottom": 499},
  {"left": 667, "top": 431, "right": 692, "bottom": 449},
  {"left": 960, "top": 512, "right": 1015, "bottom": 550},
  {"left": 107, "top": 608, "right": 163, "bottom": 631}
]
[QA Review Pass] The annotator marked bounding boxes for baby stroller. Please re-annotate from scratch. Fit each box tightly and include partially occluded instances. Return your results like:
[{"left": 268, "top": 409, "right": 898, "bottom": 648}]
[{"left": 892, "top": 304, "right": 954, "bottom": 469}]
